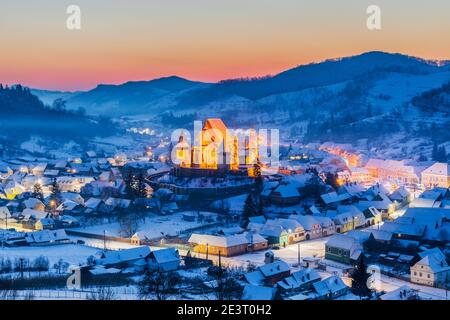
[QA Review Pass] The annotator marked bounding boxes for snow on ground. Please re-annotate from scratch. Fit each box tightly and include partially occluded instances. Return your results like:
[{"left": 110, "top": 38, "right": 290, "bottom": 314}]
[
  {"left": 0, "top": 244, "right": 100, "bottom": 266},
  {"left": 72, "top": 212, "right": 218, "bottom": 239}
]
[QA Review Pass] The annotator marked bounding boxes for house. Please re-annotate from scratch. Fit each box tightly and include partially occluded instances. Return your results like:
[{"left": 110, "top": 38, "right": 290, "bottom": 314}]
[
  {"left": 410, "top": 248, "right": 450, "bottom": 288},
  {"left": 242, "top": 285, "right": 277, "bottom": 300},
  {"left": 96, "top": 246, "right": 152, "bottom": 269},
  {"left": 379, "top": 285, "right": 420, "bottom": 300},
  {"left": 24, "top": 229, "right": 70, "bottom": 246},
  {"left": 131, "top": 232, "right": 152, "bottom": 246},
  {"left": 388, "top": 186, "right": 411, "bottom": 205},
  {"left": 313, "top": 215, "right": 336, "bottom": 237},
  {"left": 23, "top": 198, "right": 46, "bottom": 211},
  {"left": 259, "top": 224, "right": 289, "bottom": 247},
  {"left": 35, "top": 218, "right": 55, "bottom": 230},
  {"left": 266, "top": 219, "right": 306, "bottom": 244},
  {"left": 245, "top": 260, "right": 291, "bottom": 286},
  {"left": 188, "top": 233, "right": 267, "bottom": 257},
  {"left": 337, "top": 206, "right": 367, "bottom": 229},
  {"left": 276, "top": 268, "right": 321, "bottom": 293},
  {"left": 327, "top": 211, "right": 354, "bottom": 234},
  {"left": 268, "top": 183, "right": 301, "bottom": 206},
  {"left": 56, "top": 200, "right": 84, "bottom": 215},
  {"left": 312, "top": 275, "right": 348, "bottom": 300},
  {"left": 365, "top": 159, "right": 422, "bottom": 185},
  {"left": 325, "top": 234, "right": 363, "bottom": 265},
  {"left": 320, "top": 192, "right": 352, "bottom": 209},
  {"left": 380, "top": 221, "right": 426, "bottom": 241},
  {"left": 58, "top": 215, "right": 80, "bottom": 228},
  {"left": 288, "top": 215, "right": 322, "bottom": 240},
  {"left": 361, "top": 207, "right": 383, "bottom": 226},
  {"left": 421, "top": 163, "right": 450, "bottom": 189},
  {"left": 381, "top": 207, "right": 450, "bottom": 241},
  {"left": 148, "top": 248, "right": 180, "bottom": 272},
  {"left": 104, "top": 197, "right": 131, "bottom": 210}
]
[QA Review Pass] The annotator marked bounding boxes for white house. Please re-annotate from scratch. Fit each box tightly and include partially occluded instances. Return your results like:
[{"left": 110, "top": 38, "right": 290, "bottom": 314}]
[
  {"left": 148, "top": 248, "right": 180, "bottom": 272},
  {"left": 288, "top": 214, "right": 322, "bottom": 240},
  {"left": 410, "top": 248, "right": 450, "bottom": 288},
  {"left": 421, "top": 163, "right": 450, "bottom": 189}
]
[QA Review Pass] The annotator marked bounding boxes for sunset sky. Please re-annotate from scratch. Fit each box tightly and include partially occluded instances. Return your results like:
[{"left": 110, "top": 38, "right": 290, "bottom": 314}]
[{"left": 1, "top": 0, "right": 449, "bottom": 91}]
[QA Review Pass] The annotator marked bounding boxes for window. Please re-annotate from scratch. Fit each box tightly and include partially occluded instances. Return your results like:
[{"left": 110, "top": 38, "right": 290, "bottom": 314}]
[{"left": 427, "top": 274, "right": 430, "bottom": 279}]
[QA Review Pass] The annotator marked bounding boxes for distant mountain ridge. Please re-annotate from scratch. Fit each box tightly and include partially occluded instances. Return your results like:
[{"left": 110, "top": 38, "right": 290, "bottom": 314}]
[{"left": 30, "top": 51, "right": 450, "bottom": 117}]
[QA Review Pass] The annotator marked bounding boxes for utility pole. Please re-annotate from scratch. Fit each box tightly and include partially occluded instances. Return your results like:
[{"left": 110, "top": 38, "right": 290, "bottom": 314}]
[
  {"left": 206, "top": 243, "right": 209, "bottom": 261},
  {"left": 103, "top": 230, "right": 106, "bottom": 251},
  {"left": 297, "top": 242, "right": 301, "bottom": 266},
  {"left": 19, "top": 258, "right": 24, "bottom": 279}
]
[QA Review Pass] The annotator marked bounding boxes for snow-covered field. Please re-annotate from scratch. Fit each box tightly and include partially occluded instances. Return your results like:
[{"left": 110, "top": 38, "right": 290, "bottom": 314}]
[
  {"left": 0, "top": 244, "right": 100, "bottom": 266},
  {"left": 72, "top": 212, "right": 219, "bottom": 239}
]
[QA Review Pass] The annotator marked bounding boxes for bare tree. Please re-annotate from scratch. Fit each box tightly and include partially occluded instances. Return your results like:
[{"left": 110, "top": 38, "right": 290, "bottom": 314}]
[
  {"left": 118, "top": 214, "right": 139, "bottom": 238},
  {"left": 138, "top": 270, "right": 180, "bottom": 300},
  {"left": 87, "top": 287, "right": 117, "bottom": 300}
]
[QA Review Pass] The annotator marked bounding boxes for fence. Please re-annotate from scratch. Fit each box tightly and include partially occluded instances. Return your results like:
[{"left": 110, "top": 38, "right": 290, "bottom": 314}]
[{"left": 1, "top": 287, "right": 139, "bottom": 300}]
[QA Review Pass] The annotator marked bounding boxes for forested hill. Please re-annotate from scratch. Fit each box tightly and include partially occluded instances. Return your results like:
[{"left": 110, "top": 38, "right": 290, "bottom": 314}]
[{"left": 0, "top": 84, "right": 116, "bottom": 141}]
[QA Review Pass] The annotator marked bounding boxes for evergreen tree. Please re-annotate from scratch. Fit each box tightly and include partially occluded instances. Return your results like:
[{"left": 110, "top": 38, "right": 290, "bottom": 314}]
[
  {"left": 438, "top": 146, "right": 447, "bottom": 162},
  {"left": 432, "top": 142, "right": 439, "bottom": 161},
  {"left": 50, "top": 178, "right": 62, "bottom": 207},
  {"left": 32, "top": 183, "right": 44, "bottom": 201},
  {"left": 241, "top": 193, "right": 258, "bottom": 227},
  {"left": 137, "top": 173, "right": 148, "bottom": 198},
  {"left": 350, "top": 256, "right": 373, "bottom": 299}
]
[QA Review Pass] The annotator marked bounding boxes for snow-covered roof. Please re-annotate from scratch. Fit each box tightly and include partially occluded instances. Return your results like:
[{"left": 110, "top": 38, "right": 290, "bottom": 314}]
[
  {"left": 259, "top": 224, "right": 287, "bottom": 238},
  {"left": 414, "top": 248, "right": 450, "bottom": 273},
  {"left": 23, "top": 198, "right": 44, "bottom": 209},
  {"left": 326, "top": 234, "right": 362, "bottom": 251},
  {"left": 277, "top": 268, "right": 320, "bottom": 290},
  {"left": 267, "top": 218, "right": 304, "bottom": 232},
  {"left": 259, "top": 260, "right": 290, "bottom": 277},
  {"left": 272, "top": 183, "right": 301, "bottom": 198},
  {"left": 312, "top": 275, "right": 347, "bottom": 296},
  {"left": 24, "top": 229, "right": 68, "bottom": 244},
  {"left": 242, "top": 285, "right": 276, "bottom": 300},
  {"left": 85, "top": 198, "right": 103, "bottom": 209},
  {"left": 188, "top": 233, "right": 248, "bottom": 247},
  {"left": 379, "top": 285, "right": 419, "bottom": 300},
  {"left": 312, "top": 215, "right": 334, "bottom": 228},
  {"left": 422, "top": 162, "right": 449, "bottom": 176},
  {"left": 150, "top": 248, "right": 180, "bottom": 265},
  {"left": 22, "top": 208, "right": 48, "bottom": 220},
  {"left": 97, "top": 246, "right": 151, "bottom": 266},
  {"left": 321, "top": 192, "right": 351, "bottom": 205},
  {"left": 288, "top": 214, "right": 320, "bottom": 231},
  {"left": 409, "top": 198, "right": 439, "bottom": 208},
  {"left": 369, "top": 230, "right": 393, "bottom": 242},
  {"left": 380, "top": 221, "right": 426, "bottom": 237}
]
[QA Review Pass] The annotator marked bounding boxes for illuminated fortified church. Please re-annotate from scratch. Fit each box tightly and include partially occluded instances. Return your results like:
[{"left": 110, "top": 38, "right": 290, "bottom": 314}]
[
  {"left": 172, "top": 118, "right": 260, "bottom": 178},
  {"left": 156, "top": 119, "right": 262, "bottom": 198}
]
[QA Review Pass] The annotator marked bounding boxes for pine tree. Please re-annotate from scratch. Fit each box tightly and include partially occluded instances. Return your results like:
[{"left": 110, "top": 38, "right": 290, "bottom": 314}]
[
  {"left": 32, "top": 183, "right": 44, "bottom": 201},
  {"left": 137, "top": 174, "right": 148, "bottom": 198},
  {"left": 438, "top": 146, "right": 447, "bottom": 162},
  {"left": 432, "top": 142, "right": 439, "bottom": 161},
  {"left": 350, "top": 256, "right": 373, "bottom": 299},
  {"left": 241, "top": 193, "right": 258, "bottom": 227},
  {"left": 50, "top": 178, "right": 62, "bottom": 206}
]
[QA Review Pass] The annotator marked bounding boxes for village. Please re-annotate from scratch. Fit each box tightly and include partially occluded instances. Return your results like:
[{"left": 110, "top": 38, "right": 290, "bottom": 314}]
[{"left": 0, "top": 118, "right": 449, "bottom": 300}]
